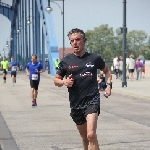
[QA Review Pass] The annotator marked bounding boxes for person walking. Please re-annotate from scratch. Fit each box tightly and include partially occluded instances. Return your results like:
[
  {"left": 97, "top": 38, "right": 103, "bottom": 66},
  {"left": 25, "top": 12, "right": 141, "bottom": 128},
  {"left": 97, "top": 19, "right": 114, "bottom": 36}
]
[
  {"left": 54, "top": 28, "right": 112, "bottom": 150},
  {"left": 128, "top": 55, "right": 135, "bottom": 80},
  {"left": 113, "top": 56, "right": 119, "bottom": 79},
  {"left": 114, "top": 58, "right": 119, "bottom": 79},
  {"left": 135, "top": 58, "right": 143, "bottom": 80},
  {"left": 26, "top": 54, "right": 43, "bottom": 107},
  {"left": 1, "top": 57, "right": 9, "bottom": 84},
  {"left": 9, "top": 56, "right": 18, "bottom": 86},
  {"left": 118, "top": 56, "right": 123, "bottom": 80},
  {"left": 126, "top": 55, "right": 130, "bottom": 79},
  {"left": 139, "top": 55, "right": 145, "bottom": 78}
]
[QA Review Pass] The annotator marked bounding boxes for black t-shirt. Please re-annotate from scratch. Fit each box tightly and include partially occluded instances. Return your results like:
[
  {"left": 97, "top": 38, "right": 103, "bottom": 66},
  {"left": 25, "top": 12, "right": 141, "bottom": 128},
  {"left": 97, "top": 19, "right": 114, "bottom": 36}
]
[{"left": 57, "top": 52, "right": 105, "bottom": 109}]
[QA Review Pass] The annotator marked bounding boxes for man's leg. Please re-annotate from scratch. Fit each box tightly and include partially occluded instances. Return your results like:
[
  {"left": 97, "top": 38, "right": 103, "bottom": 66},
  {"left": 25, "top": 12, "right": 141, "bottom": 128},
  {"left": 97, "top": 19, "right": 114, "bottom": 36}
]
[
  {"left": 11, "top": 72, "right": 16, "bottom": 86},
  {"left": 31, "top": 88, "right": 35, "bottom": 100},
  {"left": 33, "top": 81, "right": 39, "bottom": 105},
  {"left": 34, "top": 90, "right": 38, "bottom": 100},
  {"left": 77, "top": 123, "right": 88, "bottom": 150},
  {"left": 76, "top": 113, "right": 100, "bottom": 150},
  {"left": 3, "top": 72, "right": 6, "bottom": 83},
  {"left": 12, "top": 75, "right": 15, "bottom": 86},
  {"left": 14, "top": 73, "right": 16, "bottom": 83},
  {"left": 86, "top": 113, "right": 100, "bottom": 150}
]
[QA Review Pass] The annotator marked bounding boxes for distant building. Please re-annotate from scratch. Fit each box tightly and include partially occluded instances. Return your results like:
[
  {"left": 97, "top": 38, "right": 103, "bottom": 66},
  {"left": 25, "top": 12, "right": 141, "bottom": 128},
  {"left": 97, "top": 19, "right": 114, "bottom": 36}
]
[{"left": 59, "top": 47, "right": 74, "bottom": 60}]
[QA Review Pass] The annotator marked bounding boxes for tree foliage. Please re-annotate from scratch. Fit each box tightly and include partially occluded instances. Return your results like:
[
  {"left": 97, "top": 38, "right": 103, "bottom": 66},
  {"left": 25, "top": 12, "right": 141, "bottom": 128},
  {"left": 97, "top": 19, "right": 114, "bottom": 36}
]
[{"left": 85, "top": 24, "right": 150, "bottom": 60}]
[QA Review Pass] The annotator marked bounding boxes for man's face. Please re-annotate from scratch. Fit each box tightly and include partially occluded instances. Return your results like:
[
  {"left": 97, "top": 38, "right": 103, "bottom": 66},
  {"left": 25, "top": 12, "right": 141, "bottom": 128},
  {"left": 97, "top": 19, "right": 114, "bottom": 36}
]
[
  {"left": 31, "top": 56, "right": 37, "bottom": 63},
  {"left": 3, "top": 58, "right": 6, "bottom": 61},
  {"left": 69, "top": 33, "right": 85, "bottom": 54},
  {"left": 11, "top": 58, "right": 14, "bottom": 62}
]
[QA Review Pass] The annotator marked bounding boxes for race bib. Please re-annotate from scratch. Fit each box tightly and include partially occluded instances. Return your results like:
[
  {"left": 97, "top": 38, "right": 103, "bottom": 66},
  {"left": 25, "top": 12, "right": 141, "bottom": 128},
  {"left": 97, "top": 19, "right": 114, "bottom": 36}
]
[
  {"left": 12, "top": 67, "right": 16, "bottom": 71},
  {"left": 32, "top": 74, "right": 38, "bottom": 80}
]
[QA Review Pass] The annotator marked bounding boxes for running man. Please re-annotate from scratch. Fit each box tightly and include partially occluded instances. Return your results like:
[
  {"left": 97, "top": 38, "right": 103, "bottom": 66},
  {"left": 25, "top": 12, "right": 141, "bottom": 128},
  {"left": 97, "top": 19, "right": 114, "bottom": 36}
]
[
  {"left": 54, "top": 28, "right": 112, "bottom": 150},
  {"left": 9, "top": 56, "right": 18, "bottom": 86},
  {"left": 26, "top": 54, "right": 43, "bottom": 107},
  {"left": 1, "top": 57, "right": 9, "bottom": 84},
  {"left": 55, "top": 58, "right": 60, "bottom": 72}
]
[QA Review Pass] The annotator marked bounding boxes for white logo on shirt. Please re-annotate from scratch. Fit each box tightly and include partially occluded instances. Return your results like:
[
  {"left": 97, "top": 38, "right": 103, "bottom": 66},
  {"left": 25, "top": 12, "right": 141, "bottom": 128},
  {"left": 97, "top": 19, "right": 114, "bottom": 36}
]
[{"left": 85, "top": 62, "right": 94, "bottom": 67}]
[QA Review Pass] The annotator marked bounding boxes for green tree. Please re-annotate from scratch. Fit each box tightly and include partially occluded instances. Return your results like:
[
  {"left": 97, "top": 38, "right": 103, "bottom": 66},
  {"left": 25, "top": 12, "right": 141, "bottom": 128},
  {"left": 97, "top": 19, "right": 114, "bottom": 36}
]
[
  {"left": 85, "top": 24, "right": 116, "bottom": 61},
  {"left": 85, "top": 25, "right": 150, "bottom": 60},
  {"left": 127, "top": 30, "right": 148, "bottom": 58}
]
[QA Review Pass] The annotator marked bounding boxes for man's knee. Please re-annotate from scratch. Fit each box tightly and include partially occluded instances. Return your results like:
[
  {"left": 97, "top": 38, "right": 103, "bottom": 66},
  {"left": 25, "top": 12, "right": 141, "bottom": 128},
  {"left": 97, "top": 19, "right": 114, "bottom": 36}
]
[
  {"left": 31, "top": 88, "right": 35, "bottom": 92},
  {"left": 87, "top": 131, "right": 97, "bottom": 142},
  {"left": 35, "top": 90, "right": 38, "bottom": 94},
  {"left": 81, "top": 135, "right": 88, "bottom": 142}
]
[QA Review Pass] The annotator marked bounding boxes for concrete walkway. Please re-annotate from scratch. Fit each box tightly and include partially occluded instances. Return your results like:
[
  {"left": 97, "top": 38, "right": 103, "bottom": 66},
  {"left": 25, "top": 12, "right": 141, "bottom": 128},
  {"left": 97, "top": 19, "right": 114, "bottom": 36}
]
[
  {"left": 0, "top": 71, "right": 150, "bottom": 150},
  {"left": 42, "top": 71, "right": 150, "bottom": 100},
  {"left": 111, "top": 74, "right": 150, "bottom": 100}
]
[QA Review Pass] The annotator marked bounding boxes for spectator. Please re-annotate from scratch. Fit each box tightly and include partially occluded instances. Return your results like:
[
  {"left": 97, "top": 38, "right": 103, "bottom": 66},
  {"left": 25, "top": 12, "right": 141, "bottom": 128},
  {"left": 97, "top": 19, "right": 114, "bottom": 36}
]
[
  {"left": 97, "top": 73, "right": 106, "bottom": 91},
  {"left": 135, "top": 58, "right": 143, "bottom": 80},
  {"left": 118, "top": 56, "right": 123, "bottom": 80},
  {"left": 114, "top": 58, "right": 119, "bottom": 79},
  {"left": 128, "top": 55, "right": 135, "bottom": 80},
  {"left": 139, "top": 55, "right": 145, "bottom": 78},
  {"left": 126, "top": 55, "right": 130, "bottom": 79}
]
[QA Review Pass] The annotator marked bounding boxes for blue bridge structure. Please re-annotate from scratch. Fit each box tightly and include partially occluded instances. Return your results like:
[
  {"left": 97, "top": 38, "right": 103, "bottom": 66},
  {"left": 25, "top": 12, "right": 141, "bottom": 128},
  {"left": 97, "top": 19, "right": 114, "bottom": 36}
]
[{"left": 0, "top": 0, "right": 60, "bottom": 75}]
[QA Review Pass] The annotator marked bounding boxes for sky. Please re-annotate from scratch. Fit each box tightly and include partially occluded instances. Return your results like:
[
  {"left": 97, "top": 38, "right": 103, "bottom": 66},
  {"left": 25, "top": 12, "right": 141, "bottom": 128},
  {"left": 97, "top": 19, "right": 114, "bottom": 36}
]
[{"left": 0, "top": 0, "right": 150, "bottom": 54}]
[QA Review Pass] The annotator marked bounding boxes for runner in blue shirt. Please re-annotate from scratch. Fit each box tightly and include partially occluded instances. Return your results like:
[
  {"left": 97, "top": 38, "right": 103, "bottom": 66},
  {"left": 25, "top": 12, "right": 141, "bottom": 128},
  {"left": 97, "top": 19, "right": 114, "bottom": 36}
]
[
  {"left": 9, "top": 57, "right": 18, "bottom": 87},
  {"left": 26, "top": 54, "right": 43, "bottom": 107}
]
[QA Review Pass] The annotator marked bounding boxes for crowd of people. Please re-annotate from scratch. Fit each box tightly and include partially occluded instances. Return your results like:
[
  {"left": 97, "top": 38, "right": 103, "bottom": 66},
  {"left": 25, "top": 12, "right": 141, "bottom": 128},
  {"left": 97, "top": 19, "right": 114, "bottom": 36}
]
[{"left": 112, "top": 55, "right": 145, "bottom": 81}]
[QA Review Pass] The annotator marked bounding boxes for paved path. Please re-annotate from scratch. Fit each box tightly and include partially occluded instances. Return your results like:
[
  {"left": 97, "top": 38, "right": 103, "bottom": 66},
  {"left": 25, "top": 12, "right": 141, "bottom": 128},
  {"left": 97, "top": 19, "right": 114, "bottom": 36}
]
[
  {"left": 111, "top": 74, "right": 150, "bottom": 100},
  {"left": 0, "top": 71, "right": 150, "bottom": 150},
  {"left": 43, "top": 71, "right": 150, "bottom": 99}
]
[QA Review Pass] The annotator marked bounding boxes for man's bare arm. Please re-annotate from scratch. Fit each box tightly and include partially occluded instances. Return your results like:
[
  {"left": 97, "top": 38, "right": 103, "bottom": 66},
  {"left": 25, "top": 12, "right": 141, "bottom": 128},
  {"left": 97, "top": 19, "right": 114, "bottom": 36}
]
[
  {"left": 54, "top": 74, "right": 64, "bottom": 87},
  {"left": 102, "top": 65, "right": 112, "bottom": 83}
]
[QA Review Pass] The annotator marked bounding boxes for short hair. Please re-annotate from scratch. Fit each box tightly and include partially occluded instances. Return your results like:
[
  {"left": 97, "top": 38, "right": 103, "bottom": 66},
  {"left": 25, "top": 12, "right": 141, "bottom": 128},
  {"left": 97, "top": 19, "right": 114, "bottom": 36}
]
[
  {"left": 32, "top": 54, "right": 37, "bottom": 59},
  {"left": 67, "top": 28, "right": 85, "bottom": 38},
  {"left": 130, "top": 54, "right": 134, "bottom": 58}
]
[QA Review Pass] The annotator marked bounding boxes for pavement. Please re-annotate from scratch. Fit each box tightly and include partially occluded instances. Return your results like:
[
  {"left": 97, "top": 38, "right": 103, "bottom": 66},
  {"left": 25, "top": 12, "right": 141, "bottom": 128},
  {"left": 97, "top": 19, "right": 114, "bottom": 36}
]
[
  {"left": 0, "top": 70, "right": 150, "bottom": 150},
  {"left": 111, "top": 74, "right": 150, "bottom": 100},
  {"left": 42, "top": 71, "right": 150, "bottom": 100}
]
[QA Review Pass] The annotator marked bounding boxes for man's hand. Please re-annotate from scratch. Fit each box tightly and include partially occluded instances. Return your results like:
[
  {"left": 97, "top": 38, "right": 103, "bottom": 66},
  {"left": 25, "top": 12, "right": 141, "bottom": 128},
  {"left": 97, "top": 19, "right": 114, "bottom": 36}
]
[
  {"left": 26, "top": 72, "right": 29, "bottom": 76},
  {"left": 104, "top": 85, "right": 111, "bottom": 98},
  {"left": 64, "top": 74, "right": 74, "bottom": 87}
]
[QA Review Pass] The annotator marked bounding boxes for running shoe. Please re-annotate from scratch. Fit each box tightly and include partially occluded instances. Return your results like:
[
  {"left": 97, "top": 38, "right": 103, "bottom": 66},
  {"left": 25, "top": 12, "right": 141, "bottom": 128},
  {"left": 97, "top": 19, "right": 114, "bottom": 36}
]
[{"left": 32, "top": 100, "right": 37, "bottom": 107}]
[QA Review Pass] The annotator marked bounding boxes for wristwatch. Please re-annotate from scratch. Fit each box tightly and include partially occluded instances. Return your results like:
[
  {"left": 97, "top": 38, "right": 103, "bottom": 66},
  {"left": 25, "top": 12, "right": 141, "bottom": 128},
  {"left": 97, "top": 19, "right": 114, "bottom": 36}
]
[{"left": 106, "top": 83, "right": 111, "bottom": 86}]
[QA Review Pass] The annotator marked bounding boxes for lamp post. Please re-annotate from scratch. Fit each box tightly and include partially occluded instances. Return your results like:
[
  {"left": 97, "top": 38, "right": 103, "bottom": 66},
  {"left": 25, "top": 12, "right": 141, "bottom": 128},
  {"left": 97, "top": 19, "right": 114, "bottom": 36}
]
[
  {"left": 3, "top": 48, "right": 5, "bottom": 57},
  {"left": 122, "top": 0, "right": 127, "bottom": 87},
  {"left": 46, "top": 0, "right": 65, "bottom": 58}
]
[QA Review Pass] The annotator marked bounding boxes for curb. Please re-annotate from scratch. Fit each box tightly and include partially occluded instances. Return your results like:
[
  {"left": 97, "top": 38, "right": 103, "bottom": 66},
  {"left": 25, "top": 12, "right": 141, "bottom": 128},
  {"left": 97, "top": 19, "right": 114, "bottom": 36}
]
[{"left": 112, "top": 89, "right": 150, "bottom": 100}]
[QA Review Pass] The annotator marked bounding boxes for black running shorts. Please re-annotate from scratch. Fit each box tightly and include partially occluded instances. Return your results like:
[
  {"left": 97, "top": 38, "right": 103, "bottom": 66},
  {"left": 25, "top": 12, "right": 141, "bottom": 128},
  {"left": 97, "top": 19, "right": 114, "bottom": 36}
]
[
  {"left": 30, "top": 80, "right": 39, "bottom": 90},
  {"left": 70, "top": 104, "right": 100, "bottom": 125},
  {"left": 3, "top": 69, "right": 7, "bottom": 74},
  {"left": 11, "top": 72, "right": 17, "bottom": 77}
]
